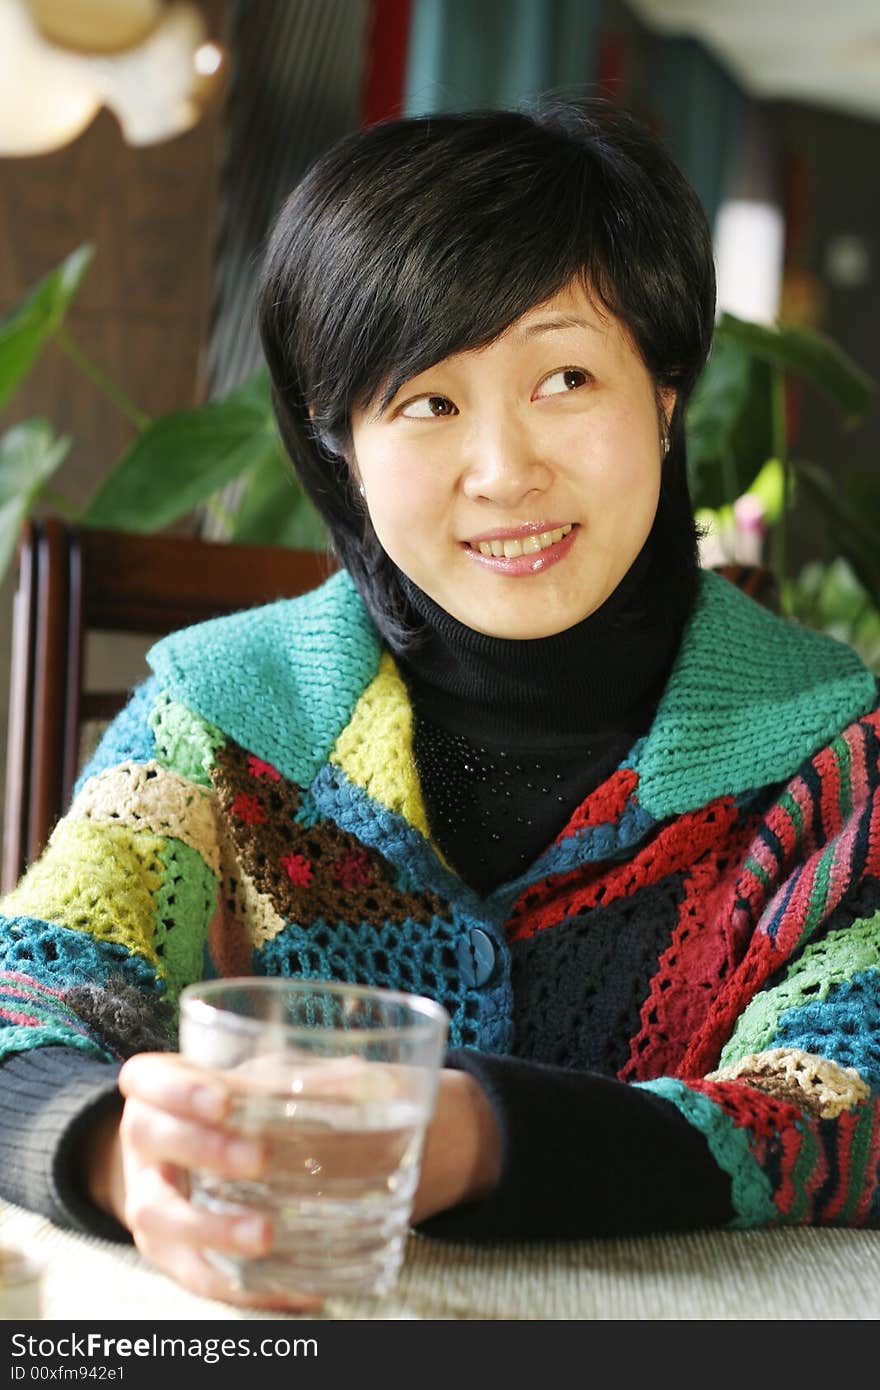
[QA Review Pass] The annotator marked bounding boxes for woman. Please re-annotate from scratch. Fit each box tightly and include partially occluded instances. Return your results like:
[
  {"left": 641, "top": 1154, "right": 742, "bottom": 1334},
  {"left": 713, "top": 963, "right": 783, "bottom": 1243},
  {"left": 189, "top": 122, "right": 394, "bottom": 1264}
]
[{"left": 1, "top": 99, "right": 878, "bottom": 1311}]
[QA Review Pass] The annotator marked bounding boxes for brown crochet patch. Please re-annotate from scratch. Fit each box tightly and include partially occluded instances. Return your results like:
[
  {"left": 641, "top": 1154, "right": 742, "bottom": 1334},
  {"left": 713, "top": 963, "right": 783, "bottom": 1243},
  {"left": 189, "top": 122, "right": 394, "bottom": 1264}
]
[
  {"left": 212, "top": 740, "right": 447, "bottom": 930},
  {"left": 707, "top": 1047, "right": 870, "bottom": 1120}
]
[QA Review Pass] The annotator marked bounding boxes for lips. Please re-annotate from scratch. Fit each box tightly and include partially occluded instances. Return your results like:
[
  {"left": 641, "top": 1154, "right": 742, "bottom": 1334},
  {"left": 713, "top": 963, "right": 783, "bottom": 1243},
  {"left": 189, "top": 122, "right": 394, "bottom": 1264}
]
[
  {"left": 465, "top": 520, "right": 574, "bottom": 545},
  {"left": 467, "top": 524, "right": 574, "bottom": 559},
  {"left": 461, "top": 523, "right": 579, "bottom": 577}
]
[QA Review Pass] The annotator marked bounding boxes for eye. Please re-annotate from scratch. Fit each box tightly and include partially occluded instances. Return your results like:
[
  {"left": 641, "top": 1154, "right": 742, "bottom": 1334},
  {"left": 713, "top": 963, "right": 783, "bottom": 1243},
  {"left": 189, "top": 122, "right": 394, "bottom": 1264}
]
[
  {"left": 400, "top": 394, "right": 458, "bottom": 419},
  {"left": 534, "top": 367, "right": 590, "bottom": 399}
]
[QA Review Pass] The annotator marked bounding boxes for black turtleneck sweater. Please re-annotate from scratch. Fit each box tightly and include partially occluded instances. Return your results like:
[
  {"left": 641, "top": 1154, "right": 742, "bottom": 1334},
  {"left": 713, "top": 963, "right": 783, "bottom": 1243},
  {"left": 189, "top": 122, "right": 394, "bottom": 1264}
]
[
  {"left": 398, "top": 536, "right": 736, "bottom": 1240},
  {"left": 395, "top": 537, "right": 688, "bottom": 895}
]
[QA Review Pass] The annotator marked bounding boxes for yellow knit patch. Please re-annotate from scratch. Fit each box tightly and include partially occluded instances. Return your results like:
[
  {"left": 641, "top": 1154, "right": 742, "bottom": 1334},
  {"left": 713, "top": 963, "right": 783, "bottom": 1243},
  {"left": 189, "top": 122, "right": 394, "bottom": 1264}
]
[
  {"left": 2, "top": 818, "right": 165, "bottom": 973},
  {"left": 330, "top": 651, "right": 432, "bottom": 840}
]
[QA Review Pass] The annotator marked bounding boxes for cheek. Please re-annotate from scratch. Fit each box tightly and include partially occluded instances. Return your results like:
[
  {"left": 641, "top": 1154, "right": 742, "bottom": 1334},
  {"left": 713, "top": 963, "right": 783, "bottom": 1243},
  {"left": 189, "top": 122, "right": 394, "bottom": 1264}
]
[
  {"left": 360, "top": 446, "right": 445, "bottom": 553},
  {"left": 562, "top": 412, "right": 659, "bottom": 511}
]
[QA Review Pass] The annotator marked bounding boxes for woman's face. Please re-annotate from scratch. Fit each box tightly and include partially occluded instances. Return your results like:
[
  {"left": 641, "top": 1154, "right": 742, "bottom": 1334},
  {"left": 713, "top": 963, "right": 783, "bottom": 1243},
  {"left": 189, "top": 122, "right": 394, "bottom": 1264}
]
[{"left": 349, "top": 279, "right": 675, "bottom": 639}]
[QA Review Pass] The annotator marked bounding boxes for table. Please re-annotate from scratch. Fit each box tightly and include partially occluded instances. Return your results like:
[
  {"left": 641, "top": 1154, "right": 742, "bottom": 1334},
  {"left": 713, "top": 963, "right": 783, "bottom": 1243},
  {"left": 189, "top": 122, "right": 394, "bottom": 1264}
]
[{"left": 2, "top": 1200, "right": 879, "bottom": 1320}]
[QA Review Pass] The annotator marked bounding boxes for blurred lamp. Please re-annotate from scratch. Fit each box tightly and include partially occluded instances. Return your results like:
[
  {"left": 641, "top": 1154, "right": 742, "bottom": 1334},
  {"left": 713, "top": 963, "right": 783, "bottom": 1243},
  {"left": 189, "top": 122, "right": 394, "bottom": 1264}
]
[
  {"left": 0, "top": 0, "right": 225, "bottom": 155},
  {"left": 714, "top": 199, "right": 785, "bottom": 327}
]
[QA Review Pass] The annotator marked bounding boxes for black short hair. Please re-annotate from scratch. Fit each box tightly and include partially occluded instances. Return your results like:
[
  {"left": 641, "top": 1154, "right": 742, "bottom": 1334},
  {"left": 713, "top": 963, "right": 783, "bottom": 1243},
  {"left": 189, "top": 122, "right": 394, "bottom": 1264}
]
[{"left": 257, "top": 97, "right": 716, "bottom": 649}]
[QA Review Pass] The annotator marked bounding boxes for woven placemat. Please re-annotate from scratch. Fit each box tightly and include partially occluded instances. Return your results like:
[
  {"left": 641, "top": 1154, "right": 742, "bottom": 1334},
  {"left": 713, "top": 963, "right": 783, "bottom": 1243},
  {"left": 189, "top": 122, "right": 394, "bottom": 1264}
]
[{"left": 2, "top": 1201, "right": 878, "bottom": 1321}]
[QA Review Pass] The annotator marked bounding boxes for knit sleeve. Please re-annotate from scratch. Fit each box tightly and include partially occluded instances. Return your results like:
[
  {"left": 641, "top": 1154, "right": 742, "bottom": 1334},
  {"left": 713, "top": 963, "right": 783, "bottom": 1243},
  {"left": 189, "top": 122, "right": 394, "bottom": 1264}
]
[
  {"left": 0, "top": 676, "right": 226, "bottom": 1231},
  {"left": 420, "top": 701, "right": 880, "bottom": 1239},
  {"left": 636, "top": 701, "right": 880, "bottom": 1229}
]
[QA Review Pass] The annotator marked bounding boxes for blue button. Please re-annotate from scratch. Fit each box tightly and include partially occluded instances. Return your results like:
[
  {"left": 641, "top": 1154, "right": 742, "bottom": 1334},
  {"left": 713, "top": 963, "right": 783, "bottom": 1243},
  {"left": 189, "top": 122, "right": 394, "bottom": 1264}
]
[{"left": 456, "top": 928, "right": 495, "bottom": 988}]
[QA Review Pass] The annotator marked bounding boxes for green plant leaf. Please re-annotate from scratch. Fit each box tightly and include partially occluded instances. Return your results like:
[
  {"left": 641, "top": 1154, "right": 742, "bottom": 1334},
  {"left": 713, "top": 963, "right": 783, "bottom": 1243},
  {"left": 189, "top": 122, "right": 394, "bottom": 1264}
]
[
  {"left": 0, "top": 419, "right": 71, "bottom": 582},
  {"left": 0, "top": 244, "right": 94, "bottom": 416},
  {"left": 746, "top": 457, "right": 786, "bottom": 525},
  {"left": 716, "top": 313, "right": 874, "bottom": 424},
  {"left": 80, "top": 371, "right": 279, "bottom": 531},
  {"left": 793, "top": 457, "right": 880, "bottom": 611},
  {"left": 230, "top": 439, "right": 328, "bottom": 549},
  {"left": 686, "top": 336, "right": 752, "bottom": 473},
  {"left": 687, "top": 347, "right": 775, "bottom": 509}
]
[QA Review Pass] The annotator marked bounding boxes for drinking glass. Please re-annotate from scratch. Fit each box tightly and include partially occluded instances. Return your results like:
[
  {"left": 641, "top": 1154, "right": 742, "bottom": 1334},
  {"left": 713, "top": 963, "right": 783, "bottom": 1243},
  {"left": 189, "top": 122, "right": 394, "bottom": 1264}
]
[{"left": 178, "top": 977, "right": 449, "bottom": 1299}]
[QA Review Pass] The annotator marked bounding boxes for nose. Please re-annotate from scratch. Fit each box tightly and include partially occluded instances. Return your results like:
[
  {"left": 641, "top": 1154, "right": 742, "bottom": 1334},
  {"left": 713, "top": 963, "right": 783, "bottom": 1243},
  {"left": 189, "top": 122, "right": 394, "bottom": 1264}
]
[{"left": 460, "top": 414, "right": 552, "bottom": 508}]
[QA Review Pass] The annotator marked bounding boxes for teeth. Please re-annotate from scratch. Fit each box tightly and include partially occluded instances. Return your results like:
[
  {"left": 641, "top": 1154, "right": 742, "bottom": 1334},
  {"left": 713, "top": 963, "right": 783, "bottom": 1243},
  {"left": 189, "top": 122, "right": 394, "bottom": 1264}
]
[{"left": 471, "top": 523, "right": 573, "bottom": 557}]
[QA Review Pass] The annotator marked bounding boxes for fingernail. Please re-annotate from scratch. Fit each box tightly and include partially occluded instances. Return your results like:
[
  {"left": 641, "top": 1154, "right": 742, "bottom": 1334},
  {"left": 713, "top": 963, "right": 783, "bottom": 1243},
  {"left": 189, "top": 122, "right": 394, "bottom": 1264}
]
[
  {"left": 236, "top": 1216, "right": 270, "bottom": 1251},
  {"left": 228, "top": 1137, "right": 263, "bottom": 1172},
  {"left": 192, "top": 1086, "right": 226, "bottom": 1121}
]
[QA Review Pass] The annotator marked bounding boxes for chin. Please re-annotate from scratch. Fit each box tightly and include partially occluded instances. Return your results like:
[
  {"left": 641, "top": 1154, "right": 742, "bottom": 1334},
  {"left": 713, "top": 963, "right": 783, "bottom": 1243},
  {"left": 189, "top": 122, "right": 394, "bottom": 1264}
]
[{"left": 468, "top": 610, "right": 582, "bottom": 641}]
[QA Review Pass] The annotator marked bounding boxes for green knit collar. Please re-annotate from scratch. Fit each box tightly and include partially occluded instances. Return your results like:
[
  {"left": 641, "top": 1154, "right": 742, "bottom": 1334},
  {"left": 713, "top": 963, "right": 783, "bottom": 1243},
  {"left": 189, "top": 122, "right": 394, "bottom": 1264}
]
[
  {"left": 147, "top": 566, "right": 878, "bottom": 818},
  {"left": 636, "top": 570, "right": 877, "bottom": 816}
]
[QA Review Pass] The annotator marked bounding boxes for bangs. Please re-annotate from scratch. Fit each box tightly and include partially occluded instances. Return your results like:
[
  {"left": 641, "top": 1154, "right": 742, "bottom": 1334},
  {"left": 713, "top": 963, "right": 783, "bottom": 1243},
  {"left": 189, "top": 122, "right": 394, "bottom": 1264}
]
[{"left": 276, "top": 110, "right": 633, "bottom": 444}]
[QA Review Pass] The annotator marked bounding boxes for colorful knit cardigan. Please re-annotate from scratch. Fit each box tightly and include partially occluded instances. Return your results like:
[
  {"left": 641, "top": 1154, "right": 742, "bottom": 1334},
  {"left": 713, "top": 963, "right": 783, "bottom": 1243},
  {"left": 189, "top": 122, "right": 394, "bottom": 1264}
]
[{"left": 2, "top": 565, "right": 880, "bottom": 1231}]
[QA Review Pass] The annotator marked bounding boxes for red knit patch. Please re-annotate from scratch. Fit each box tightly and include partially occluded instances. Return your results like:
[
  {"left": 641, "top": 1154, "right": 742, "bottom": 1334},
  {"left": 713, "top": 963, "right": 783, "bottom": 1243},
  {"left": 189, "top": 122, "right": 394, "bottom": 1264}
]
[
  {"left": 507, "top": 794, "right": 740, "bottom": 942},
  {"left": 688, "top": 1077, "right": 801, "bottom": 1143},
  {"left": 333, "top": 849, "right": 374, "bottom": 891},
  {"left": 620, "top": 810, "right": 755, "bottom": 1081},
  {"left": 281, "top": 852, "right": 314, "bottom": 887},
  {"left": 555, "top": 766, "right": 639, "bottom": 841},
  {"left": 229, "top": 791, "right": 267, "bottom": 826},
  {"left": 247, "top": 754, "right": 282, "bottom": 781}
]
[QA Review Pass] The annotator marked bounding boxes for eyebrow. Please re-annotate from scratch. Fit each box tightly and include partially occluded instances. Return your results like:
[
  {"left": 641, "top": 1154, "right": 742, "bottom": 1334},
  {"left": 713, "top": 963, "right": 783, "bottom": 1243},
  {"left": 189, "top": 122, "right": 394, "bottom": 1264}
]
[{"left": 512, "top": 313, "right": 603, "bottom": 340}]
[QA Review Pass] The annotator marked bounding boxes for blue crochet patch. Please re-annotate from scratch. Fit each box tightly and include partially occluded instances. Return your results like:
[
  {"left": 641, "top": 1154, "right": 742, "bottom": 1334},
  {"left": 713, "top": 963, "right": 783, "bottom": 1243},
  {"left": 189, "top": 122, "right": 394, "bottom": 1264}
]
[
  {"left": 506, "top": 794, "right": 657, "bottom": 890},
  {"left": 771, "top": 967, "right": 880, "bottom": 1087},
  {"left": 74, "top": 675, "right": 160, "bottom": 795},
  {"left": 255, "top": 912, "right": 512, "bottom": 1053},
  {"left": 0, "top": 916, "right": 163, "bottom": 996}
]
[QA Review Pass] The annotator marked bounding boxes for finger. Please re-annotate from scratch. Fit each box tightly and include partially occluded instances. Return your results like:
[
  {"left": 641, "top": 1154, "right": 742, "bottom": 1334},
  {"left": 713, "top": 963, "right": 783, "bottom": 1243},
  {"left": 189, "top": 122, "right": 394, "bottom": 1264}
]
[
  {"left": 121, "top": 1098, "right": 266, "bottom": 1180},
  {"left": 163, "top": 1244, "right": 325, "bottom": 1314},
  {"left": 119, "top": 1052, "right": 231, "bottom": 1125},
  {"left": 126, "top": 1165, "right": 272, "bottom": 1257},
  {"left": 130, "top": 1176, "right": 322, "bottom": 1313}
]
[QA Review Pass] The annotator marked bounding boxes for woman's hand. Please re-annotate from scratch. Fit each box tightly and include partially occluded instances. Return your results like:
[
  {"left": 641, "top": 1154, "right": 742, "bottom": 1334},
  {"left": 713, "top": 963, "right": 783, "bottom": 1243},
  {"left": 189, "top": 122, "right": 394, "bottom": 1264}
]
[
  {"left": 84, "top": 1051, "right": 323, "bottom": 1312},
  {"left": 82, "top": 1054, "right": 500, "bottom": 1309}
]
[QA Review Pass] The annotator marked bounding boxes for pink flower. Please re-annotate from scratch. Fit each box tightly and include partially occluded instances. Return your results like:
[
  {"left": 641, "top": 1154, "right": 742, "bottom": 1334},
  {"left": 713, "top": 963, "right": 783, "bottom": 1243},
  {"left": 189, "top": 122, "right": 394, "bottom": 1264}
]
[
  {"left": 229, "top": 792, "right": 267, "bottom": 826},
  {"left": 332, "top": 849, "right": 374, "bottom": 891},
  {"left": 281, "top": 852, "right": 314, "bottom": 888},
  {"left": 247, "top": 754, "right": 281, "bottom": 781}
]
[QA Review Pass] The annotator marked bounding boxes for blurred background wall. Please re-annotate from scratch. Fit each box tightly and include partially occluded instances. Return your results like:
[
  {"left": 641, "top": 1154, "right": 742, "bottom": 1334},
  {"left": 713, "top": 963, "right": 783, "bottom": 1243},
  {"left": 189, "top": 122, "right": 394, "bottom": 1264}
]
[{"left": 1, "top": 0, "right": 879, "bottom": 853}]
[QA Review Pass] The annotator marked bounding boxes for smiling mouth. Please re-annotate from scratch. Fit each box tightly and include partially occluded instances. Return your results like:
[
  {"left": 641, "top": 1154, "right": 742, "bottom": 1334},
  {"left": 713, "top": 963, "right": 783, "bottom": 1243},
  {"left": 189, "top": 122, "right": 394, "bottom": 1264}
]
[{"left": 465, "top": 524, "right": 574, "bottom": 559}]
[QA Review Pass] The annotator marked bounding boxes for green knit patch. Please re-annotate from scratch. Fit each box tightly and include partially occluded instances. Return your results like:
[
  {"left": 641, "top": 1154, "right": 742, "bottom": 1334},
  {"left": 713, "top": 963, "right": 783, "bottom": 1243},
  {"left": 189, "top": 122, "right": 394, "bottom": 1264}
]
[
  {"left": 146, "top": 569, "right": 382, "bottom": 789},
  {"left": 154, "top": 838, "right": 217, "bottom": 1010},
  {"left": 720, "top": 910, "right": 880, "bottom": 1064},
  {"left": 149, "top": 693, "right": 225, "bottom": 786},
  {"left": 0, "top": 1023, "right": 113, "bottom": 1064},
  {"left": 636, "top": 570, "right": 877, "bottom": 818},
  {"left": 637, "top": 1077, "right": 778, "bottom": 1227}
]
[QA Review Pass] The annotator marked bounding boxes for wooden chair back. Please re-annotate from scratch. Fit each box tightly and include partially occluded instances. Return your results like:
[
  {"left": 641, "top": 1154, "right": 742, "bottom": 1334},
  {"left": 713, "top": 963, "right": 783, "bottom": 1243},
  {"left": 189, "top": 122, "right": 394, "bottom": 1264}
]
[
  {"left": 2, "top": 520, "right": 778, "bottom": 894},
  {"left": 2, "top": 518, "right": 336, "bottom": 891}
]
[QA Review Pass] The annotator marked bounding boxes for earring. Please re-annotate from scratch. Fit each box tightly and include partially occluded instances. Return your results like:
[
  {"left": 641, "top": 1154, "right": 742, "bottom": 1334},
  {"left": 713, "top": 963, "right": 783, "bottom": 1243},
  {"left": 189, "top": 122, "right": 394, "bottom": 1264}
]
[
  {"left": 358, "top": 481, "right": 366, "bottom": 497},
  {"left": 660, "top": 434, "right": 670, "bottom": 457}
]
